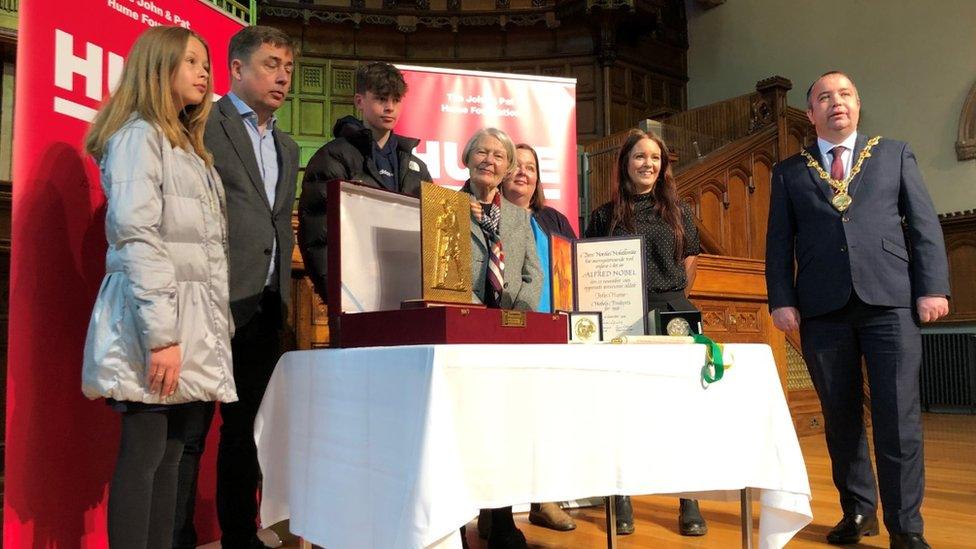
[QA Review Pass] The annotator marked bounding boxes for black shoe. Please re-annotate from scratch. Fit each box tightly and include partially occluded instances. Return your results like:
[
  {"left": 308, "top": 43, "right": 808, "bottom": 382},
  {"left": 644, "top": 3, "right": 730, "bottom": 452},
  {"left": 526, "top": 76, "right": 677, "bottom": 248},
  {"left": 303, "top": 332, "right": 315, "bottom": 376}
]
[
  {"left": 486, "top": 524, "right": 527, "bottom": 549},
  {"left": 221, "top": 536, "right": 267, "bottom": 549},
  {"left": 678, "top": 498, "right": 708, "bottom": 536},
  {"left": 613, "top": 495, "right": 634, "bottom": 535},
  {"left": 460, "top": 525, "right": 470, "bottom": 549},
  {"left": 477, "top": 508, "right": 492, "bottom": 539},
  {"left": 890, "top": 533, "right": 931, "bottom": 549},
  {"left": 826, "top": 513, "right": 879, "bottom": 544}
]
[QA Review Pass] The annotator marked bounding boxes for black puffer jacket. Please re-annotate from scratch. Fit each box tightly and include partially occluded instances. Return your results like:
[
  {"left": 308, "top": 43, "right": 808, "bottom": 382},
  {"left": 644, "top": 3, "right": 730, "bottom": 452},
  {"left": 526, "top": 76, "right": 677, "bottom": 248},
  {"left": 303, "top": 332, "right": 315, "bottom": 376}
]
[{"left": 297, "top": 116, "right": 433, "bottom": 301}]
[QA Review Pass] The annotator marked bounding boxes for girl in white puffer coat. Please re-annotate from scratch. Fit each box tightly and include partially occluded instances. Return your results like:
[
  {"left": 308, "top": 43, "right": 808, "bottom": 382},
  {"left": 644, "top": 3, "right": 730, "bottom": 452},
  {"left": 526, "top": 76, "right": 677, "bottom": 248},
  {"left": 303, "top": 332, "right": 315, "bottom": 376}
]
[{"left": 82, "top": 26, "right": 237, "bottom": 548}]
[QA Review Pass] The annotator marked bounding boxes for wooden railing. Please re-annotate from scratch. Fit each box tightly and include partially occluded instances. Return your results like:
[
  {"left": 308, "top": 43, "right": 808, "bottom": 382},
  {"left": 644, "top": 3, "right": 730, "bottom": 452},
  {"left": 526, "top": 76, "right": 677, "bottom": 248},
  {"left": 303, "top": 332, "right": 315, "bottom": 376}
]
[
  {"left": 658, "top": 92, "right": 756, "bottom": 141},
  {"left": 205, "top": 0, "right": 256, "bottom": 24},
  {"left": 580, "top": 131, "right": 633, "bottom": 228}
]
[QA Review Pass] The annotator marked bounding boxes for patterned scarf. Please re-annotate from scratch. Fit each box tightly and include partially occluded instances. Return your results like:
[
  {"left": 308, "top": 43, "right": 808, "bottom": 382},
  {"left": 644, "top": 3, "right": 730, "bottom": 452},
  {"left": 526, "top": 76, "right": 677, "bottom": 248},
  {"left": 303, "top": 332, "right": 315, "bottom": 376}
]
[{"left": 474, "top": 191, "right": 505, "bottom": 307}]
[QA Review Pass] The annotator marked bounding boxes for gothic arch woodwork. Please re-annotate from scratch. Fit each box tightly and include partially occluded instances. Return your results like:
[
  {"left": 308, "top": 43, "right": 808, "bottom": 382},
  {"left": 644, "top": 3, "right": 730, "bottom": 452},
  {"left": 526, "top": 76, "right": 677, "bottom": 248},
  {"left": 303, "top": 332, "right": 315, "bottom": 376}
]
[
  {"left": 699, "top": 180, "right": 727, "bottom": 249},
  {"left": 726, "top": 167, "right": 751, "bottom": 257},
  {"left": 957, "top": 80, "right": 976, "bottom": 161},
  {"left": 749, "top": 154, "right": 774, "bottom": 258}
]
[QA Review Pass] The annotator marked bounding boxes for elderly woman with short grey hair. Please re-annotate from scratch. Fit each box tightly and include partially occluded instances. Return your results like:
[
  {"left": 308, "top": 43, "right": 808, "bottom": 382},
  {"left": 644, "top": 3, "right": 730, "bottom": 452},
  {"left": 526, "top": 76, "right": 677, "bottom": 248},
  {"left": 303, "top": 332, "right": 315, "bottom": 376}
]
[
  {"left": 457, "top": 127, "right": 541, "bottom": 549},
  {"left": 460, "top": 128, "right": 542, "bottom": 313}
]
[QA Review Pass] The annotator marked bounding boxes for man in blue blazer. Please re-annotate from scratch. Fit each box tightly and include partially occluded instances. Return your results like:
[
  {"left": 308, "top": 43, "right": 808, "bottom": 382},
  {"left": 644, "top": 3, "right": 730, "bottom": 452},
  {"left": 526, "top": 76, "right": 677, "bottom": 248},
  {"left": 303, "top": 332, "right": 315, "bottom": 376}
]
[{"left": 766, "top": 71, "right": 949, "bottom": 549}]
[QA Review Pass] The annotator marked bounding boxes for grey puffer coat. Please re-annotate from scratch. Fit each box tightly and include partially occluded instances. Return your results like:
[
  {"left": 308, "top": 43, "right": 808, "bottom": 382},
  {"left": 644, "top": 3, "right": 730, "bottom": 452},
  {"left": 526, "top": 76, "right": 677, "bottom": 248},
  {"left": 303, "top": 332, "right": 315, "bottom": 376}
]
[{"left": 82, "top": 117, "right": 238, "bottom": 405}]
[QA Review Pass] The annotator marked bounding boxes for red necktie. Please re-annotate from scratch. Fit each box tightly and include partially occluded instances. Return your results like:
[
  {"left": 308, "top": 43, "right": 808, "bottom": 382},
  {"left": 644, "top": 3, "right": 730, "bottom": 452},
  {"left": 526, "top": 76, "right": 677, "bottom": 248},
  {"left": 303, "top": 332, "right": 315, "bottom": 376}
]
[{"left": 830, "top": 146, "right": 847, "bottom": 180}]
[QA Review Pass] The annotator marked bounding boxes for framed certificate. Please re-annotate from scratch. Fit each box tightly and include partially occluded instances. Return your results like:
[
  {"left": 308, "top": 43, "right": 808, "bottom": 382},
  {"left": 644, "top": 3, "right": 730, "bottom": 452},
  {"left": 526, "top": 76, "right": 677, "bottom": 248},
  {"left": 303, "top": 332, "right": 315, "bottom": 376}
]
[{"left": 573, "top": 236, "right": 647, "bottom": 340}]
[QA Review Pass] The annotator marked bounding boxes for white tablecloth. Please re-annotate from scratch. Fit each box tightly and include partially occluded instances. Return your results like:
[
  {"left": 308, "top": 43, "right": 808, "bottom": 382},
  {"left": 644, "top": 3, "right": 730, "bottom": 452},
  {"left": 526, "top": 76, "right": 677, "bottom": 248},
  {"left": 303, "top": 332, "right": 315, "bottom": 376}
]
[{"left": 255, "top": 343, "right": 811, "bottom": 549}]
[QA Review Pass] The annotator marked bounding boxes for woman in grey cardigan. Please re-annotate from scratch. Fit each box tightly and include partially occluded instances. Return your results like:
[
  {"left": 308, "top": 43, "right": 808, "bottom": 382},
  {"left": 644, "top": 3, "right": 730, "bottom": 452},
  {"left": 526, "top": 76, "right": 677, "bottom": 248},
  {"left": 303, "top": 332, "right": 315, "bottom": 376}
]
[{"left": 82, "top": 26, "right": 236, "bottom": 548}]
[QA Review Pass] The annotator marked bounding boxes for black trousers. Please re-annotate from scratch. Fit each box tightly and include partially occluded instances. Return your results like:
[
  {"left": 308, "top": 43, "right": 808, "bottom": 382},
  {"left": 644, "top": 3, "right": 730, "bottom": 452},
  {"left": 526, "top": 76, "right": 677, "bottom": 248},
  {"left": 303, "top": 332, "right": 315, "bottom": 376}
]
[
  {"left": 172, "top": 400, "right": 215, "bottom": 549},
  {"left": 799, "top": 293, "right": 924, "bottom": 534},
  {"left": 111, "top": 403, "right": 207, "bottom": 549},
  {"left": 173, "top": 289, "right": 282, "bottom": 547}
]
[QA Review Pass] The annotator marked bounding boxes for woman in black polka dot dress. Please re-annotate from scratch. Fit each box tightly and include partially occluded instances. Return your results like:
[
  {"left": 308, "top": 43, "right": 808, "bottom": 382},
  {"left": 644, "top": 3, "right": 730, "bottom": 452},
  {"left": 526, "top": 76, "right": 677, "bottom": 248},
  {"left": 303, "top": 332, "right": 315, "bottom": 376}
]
[{"left": 584, "top": 128, "right": 707, "bottom": 538}]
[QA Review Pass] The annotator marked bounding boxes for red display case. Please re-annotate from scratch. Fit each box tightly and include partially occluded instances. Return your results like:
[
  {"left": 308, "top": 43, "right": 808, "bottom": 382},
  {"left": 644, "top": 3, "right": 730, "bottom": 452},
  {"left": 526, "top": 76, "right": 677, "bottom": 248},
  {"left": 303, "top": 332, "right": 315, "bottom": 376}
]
[
  {"left": 334, "top": 306, "right": 567, "bottom": 348},
  {"left": 325, "top": 180, "right": 568, "bottom": 347}
]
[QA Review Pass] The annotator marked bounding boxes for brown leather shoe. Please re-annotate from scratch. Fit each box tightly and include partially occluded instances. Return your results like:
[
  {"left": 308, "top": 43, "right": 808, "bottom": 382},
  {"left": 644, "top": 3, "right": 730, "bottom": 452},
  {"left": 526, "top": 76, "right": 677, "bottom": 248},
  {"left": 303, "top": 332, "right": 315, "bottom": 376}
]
[
  {"left": 826, "top": 513, "right": 879, "bottom": 544},
  {"left": 528, "top": 502, "right": 577, "bottom": 531}
]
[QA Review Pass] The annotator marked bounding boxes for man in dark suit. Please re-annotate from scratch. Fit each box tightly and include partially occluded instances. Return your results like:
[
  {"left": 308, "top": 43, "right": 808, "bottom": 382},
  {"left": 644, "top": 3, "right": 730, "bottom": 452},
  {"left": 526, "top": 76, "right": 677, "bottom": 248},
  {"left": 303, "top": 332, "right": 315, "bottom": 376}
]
[
  {"left": 298, "top": 62, "right": 432, "bottom": 301},
  {"left": 766, "top": 71, "right": 949, "bottom": 549},
  {"left": 173, "top": 26, "right": 300, "bottom": 549}
]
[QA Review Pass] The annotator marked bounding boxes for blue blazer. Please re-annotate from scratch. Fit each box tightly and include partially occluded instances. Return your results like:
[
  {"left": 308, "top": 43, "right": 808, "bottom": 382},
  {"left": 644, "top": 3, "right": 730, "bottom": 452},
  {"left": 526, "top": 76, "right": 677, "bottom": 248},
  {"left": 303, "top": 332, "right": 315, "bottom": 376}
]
[{"left": 765, "top": 135, "right": 950, "bottom": 318}]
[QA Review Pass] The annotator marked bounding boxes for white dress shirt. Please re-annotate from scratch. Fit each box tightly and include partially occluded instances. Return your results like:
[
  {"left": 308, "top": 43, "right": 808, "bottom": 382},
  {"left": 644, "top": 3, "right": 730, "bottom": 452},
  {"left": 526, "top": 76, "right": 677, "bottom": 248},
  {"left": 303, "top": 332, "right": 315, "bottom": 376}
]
[{"left": 816, "top": 131, "right": 858, "bottom": 179}]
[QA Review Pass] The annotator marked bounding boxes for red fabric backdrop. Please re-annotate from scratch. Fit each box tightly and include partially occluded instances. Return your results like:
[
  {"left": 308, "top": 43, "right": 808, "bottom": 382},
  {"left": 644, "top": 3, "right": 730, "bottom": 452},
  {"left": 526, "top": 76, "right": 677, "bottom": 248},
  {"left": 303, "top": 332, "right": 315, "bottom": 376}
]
[{"left": 5, "top": 2, "right": 243, "bottom": 546}]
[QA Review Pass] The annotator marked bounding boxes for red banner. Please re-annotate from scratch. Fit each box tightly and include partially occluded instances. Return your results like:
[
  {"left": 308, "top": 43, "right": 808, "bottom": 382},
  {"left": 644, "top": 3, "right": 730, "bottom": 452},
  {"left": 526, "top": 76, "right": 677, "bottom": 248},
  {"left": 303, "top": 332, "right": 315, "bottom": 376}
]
[
  {"left": 397, "top": 65, "right": 579, "bottom": 233},
  {"left": 6, "top": 1, "right": 243, "bottom": 546}
]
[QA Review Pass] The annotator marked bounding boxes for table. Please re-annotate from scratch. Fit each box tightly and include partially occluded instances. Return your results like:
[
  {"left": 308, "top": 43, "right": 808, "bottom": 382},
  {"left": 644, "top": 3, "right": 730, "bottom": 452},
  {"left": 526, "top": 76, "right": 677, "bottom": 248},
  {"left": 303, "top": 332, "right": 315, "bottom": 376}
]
[{"left": 255, "top": 343, "right": 812, "bottom": 549}]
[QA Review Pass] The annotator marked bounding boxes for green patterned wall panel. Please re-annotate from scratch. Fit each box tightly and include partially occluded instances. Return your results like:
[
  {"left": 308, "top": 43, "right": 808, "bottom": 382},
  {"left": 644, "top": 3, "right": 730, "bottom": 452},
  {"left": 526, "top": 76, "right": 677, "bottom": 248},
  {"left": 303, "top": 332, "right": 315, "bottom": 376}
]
[
  {"left": 332, "top": 101, "right": 356, "bottom": 124},
  {"left": 300, "top": 64, "right": 326, "bottom": 95},
  {"left": 332, "top": 66, "right": 356, "bottom": 96},
  {"left": 283, "top": 58, "right": 369, "bottom": 205},
  {"left": 276, "top": 99, "right": 293, "bottom": 134},
  {"left": 298, "top": 100, "right": 327, "bottom": 138}
]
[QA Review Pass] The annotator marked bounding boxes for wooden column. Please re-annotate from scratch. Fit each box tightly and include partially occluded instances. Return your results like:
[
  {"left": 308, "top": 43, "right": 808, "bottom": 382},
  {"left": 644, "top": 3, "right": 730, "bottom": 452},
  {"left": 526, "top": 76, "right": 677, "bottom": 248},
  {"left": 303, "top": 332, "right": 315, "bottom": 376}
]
[{"left": 756, "top": 75, "right": 793, "bottom": 162}]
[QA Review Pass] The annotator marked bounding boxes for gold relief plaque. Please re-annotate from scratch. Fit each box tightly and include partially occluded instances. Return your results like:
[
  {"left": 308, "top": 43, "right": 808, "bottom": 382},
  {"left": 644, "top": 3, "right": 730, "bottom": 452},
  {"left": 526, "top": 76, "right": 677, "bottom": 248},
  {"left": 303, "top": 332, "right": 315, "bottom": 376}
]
[{"left": 421, "top": 182, "right": 473, "bottom": 304}]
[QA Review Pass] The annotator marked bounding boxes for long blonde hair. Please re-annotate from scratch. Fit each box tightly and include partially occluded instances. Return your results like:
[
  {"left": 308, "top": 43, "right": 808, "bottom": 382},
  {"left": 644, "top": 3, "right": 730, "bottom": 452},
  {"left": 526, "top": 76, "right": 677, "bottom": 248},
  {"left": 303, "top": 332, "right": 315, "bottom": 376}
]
[{"left": 84, "top": 26, "right": 213, "bottom": 165}]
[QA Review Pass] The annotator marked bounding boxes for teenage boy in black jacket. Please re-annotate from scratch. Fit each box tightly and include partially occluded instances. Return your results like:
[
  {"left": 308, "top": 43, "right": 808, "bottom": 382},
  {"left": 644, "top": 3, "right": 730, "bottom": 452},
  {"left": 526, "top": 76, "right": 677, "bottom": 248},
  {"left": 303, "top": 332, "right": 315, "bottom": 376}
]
[{"left": 298, "top": 61, "right": 432, "bottom": 301}]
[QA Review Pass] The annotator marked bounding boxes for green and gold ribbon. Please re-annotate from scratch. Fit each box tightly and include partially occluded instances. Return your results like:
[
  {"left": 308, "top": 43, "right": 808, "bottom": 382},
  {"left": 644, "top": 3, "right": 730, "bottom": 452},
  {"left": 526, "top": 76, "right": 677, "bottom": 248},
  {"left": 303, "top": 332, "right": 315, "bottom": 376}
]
[{"left": 692, "top": 334, "right": 726, "bottom": 384}]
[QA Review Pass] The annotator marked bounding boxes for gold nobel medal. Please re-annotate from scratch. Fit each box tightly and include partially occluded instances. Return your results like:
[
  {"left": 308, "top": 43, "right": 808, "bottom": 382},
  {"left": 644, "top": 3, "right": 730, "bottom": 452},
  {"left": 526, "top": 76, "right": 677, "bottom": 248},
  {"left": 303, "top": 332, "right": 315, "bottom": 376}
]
[
  {"left": 666, "top": 317, "right": 692, "bottom": 336},
  {"left": 574, "top": 317, "right": 597, "bottom": 341},
  {"left": 831, "top": 192, "right": 852, "bottom": 212}
]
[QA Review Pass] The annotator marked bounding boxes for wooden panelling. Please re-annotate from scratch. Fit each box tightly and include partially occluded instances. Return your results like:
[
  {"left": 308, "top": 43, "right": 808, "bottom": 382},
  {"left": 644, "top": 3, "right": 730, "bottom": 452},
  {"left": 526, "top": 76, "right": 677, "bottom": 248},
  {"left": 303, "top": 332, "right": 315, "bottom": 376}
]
[
  {"left": 749, "top": 154, "right": 773, "bottom": 258},
  {"left": 726, "top": 169, "right": 750, "bottom": 257},
  {"left": 677, "top": 131, "right": 779, "bottom": 260},
  {"left": 297, "top": 100, "right": 327, "bottom": 138},
  {"left": 698, "top": 182, "right": 725, "bottom": 248},
  {"left": 732, "top": 301, "right": 764, "bottom": 336},
  {"left": 289, "top": 218, "right": 331, "bottom": 349},
  {"left": 947, "top": 239, "right": 976, "bottom": 315},
  {"left": 937, "top": 210, "right": 976, "bottom": 323},
  {"left": 569, "top": 62, "right": 595, "bottom": 94}
]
